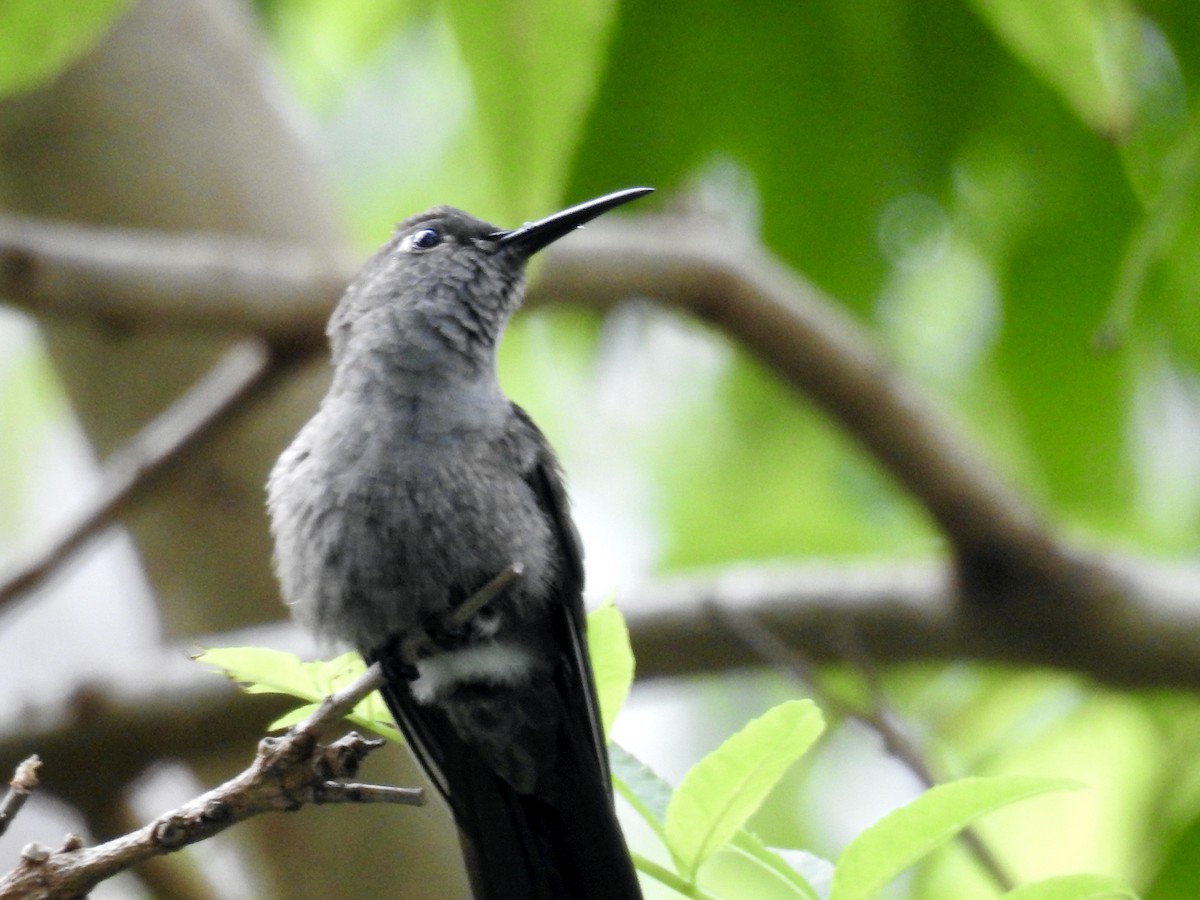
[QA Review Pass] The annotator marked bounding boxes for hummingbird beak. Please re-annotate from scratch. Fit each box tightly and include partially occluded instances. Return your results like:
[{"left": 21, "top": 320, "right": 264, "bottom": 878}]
[{"left": 494, "top": 187, "right": 654, "bottom": 256}]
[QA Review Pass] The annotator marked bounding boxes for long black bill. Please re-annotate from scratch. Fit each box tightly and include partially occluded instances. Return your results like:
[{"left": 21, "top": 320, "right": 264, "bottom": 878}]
[{"left": 495, "top": 187, "right": 654, "bottom": 256}]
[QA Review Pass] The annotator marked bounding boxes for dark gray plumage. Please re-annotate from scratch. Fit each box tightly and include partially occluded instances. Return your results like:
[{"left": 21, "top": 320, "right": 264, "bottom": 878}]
[{"left": 267, "top": 189, "right": 651, "bottom": 898}]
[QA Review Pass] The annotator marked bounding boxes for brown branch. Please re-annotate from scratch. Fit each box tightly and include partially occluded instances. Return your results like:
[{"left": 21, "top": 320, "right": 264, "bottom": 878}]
[
  {"left": 534, "top": 216, "right": 1043, "bottom": 560},
  {"left": 0, "top": 212, "right": 1067, "bottom": 578},
  {"left": 530, "top": 217, "right": 1081, "bottom": 588},
  {"left": 0, "top": 664, "right": 417, "bottom": 899},
  {"left": 88, "top": 798, "right": 225, "bottom": 900},
  {"left": 621, "top": 556, "right": 1200, "bottom": 687},
  {"left": 0, "top": 215, "right": 348, "bottom": 348},
  {"left": 0, "top": 214, "right": 1176, "bottom": 655},
  {"left": 4, "top": 557, "right": 1200, "bottom": 811},
  {"left": 0, "top": 338, "right": 278, "bottom": 614}
]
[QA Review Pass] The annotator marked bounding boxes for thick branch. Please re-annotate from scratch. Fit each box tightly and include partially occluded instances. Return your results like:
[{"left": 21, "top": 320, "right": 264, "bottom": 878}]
[
  {"left": 624, "top": 555, "right": 1200, "bottom": 687},
  {"left": 0, "top": 212, "right": 1060, "bottom": 569},
  {"left": 0, "top": 665, "right": 418, "bottom": 899},
  {"left": 0, "top": 214, "right": 1167, "bottom": 647},
  {"left": 4, "top": 557, "right": 1200, "bottom": 803},
  {"left": 532, "top": 218, "right": 1062, "bottom": 565},
  {"left": 0, "top": 215, "right": 348, "bottom": 349}
]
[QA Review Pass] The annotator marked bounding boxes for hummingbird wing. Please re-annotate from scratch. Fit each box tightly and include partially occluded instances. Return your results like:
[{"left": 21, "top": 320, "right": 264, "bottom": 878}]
[{"left": 367, "top": 404, "right": 639, "bottom": 899}]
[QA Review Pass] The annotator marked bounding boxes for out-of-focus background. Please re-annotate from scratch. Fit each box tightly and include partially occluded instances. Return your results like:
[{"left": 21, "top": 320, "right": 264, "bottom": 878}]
[{"left": 3, "top": 1, "right": 1200, "bottom": 897}]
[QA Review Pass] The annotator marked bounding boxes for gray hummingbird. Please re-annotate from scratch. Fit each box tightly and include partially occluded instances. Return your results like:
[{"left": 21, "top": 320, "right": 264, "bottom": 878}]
[{"left": 267, "top": 188, "right": 652, "bottom": 898}]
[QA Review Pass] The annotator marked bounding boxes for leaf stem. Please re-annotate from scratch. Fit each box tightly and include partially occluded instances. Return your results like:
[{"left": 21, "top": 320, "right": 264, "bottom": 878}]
[{"left": 631, "top": 852, "right": 724, "bottom": 900}]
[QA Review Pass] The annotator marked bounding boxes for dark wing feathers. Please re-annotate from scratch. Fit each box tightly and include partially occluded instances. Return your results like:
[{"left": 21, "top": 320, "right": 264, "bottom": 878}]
[
  {"left": 510, "top": 402, "right": 612, "bottom": 784},
  {"left": 367, "top": 404, "right": 637, "bottom": 898}
]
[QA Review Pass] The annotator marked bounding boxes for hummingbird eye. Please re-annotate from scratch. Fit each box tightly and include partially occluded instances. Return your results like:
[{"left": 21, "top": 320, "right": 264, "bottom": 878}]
[{"left": 404, "top": 227, "right": 442, "bottom": 251}]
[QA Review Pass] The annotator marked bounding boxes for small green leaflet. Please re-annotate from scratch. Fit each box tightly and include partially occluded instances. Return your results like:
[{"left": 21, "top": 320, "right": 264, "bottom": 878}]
[
  {"left": 0, "top": 0, "right": 133, "bottom": 98},
  {"left": 1003, "top": 873, "right": 1139, "bottom": 900},
  {"left": 610, "top": 741, "right": 822, "bottom": 898},
  {"left": 830, "top": 775, "right": 1082, "bottom": 900},
  {"left": 609, "top": 741, "right": 673, "bottom": 843},
  {"left": 586, "top": 601, "right": 635, "bottom": 740},
  {"left": 664, "top": 699, "right": 824, "bottom": 882},
  {"left": 194, "top": 646, "right": 399, "bottom": 742}
]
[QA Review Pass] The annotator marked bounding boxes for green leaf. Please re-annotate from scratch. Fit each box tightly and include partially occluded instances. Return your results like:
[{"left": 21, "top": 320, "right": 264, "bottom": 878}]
[
  {"left": 195, "top": 647, "right": 400, "bottom": 743},
  {"left": 967, "top": 0, "right": 1143, "bottom": 137},
  {"left": 611, "top": 742, "right": 820, "bottom": 898},
  {"left": 727, "top": 832, "right": 824, "bottom": 900},
  {"left": 586, "top": 602, "right": 634, "bottom": 740},
  {"left": 1107, "top": 113, "right": 1200, "bottom": 367},
  {"left": 1145, "top": 799, "right": 1200, "bottom": 900},
  {"left": 196, "top": 646, "right": 322, "bottom": 697},
  {"left": 0, "top": 0, "right": 133, "bottom": 98},
  {"left": 1115, "top": 23, "right": 1189, "bottom": 206},
  {"left": 269, "top": 703, "right": 321, "bottom": 731},
  {"left": 610, "top": 741, "right": 671, "bottom": 843},
  {"left": 664, "top": 700, "right": 824, "bottom": 881},
  {"left": 1004, "top": 873, "right": 1140, "bottom": 900},
  {"left": 830, "top": 775, "right": 1082, "bottom": 900}
]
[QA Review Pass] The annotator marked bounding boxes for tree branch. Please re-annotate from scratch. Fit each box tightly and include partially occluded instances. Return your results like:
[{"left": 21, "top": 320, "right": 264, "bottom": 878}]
[
  {"left": 4, "top": 557, "right": 1200, "bottom": 812},
  {"left": 0, "top": 212, "right": 1068, "bottom": 578},
  {"left": 621, "top": 556, "right": 1200, "bottom": 687},
  {"left": 0, "top": 214, "right": 1188, "bottom": 678},
  {"left": 0, "top": 338, "right": 280, "bottom": 614},
  {"left": 0, "top": 215, "right": 348, "bottom": 350},
  {"left": 0, "top": 664, "right": 418, "bottom": 899}
]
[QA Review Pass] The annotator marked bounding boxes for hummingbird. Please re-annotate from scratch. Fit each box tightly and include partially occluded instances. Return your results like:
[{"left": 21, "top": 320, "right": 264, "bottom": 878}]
[{"left": 267, "top": 188, "right": 652, "bottom": 898}]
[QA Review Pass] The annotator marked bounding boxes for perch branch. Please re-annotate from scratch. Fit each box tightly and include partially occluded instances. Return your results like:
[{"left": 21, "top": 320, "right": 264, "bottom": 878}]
[
  {"left": 0, "top": 664, "right": 416, "bottom": 899},
  {"left": 6, "top": 556, "right": 1200, "bottom": 817}
]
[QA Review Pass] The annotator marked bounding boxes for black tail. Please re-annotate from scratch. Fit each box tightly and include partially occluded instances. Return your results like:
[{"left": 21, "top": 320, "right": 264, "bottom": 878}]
[{"left": 372, "top": 648, "right": 643, "bottom": 900}]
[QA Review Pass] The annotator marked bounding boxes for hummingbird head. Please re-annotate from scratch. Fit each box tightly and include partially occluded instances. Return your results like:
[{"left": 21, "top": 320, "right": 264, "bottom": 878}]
[{"left": 327, "top": 188, "right": 654, "bottom": 369}]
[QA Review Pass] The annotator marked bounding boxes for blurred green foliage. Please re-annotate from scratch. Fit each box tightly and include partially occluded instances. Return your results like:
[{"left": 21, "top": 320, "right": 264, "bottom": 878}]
[
  {"left": 248, "top": 0, "right": 1200, "bottom": 562},
  {"left": 0, "top": 0, "right": 132, "bottom": 97}
]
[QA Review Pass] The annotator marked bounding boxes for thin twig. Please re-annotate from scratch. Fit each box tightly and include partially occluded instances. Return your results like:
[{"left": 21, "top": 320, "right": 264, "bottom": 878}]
[
  {"left": 304, "top": 662, "right": 388, "bottom": 734},
  {"left": 833, "top": 627, "right": 1015, "bottom": 892},
  {"left": 445, "top": 563, "right": 524, "bottom": 629},
  {"left": 714, "top": 606, "right": 1015, "bottom": 892},
  {"left": 0, "top": 663, "right": 417, "bottom": 899},
  {"left": 0, "top": 757, "right": 39, "bottom": 840},
  {"left": 0, "top": 338, "right": 277, "bottom": 614}
]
